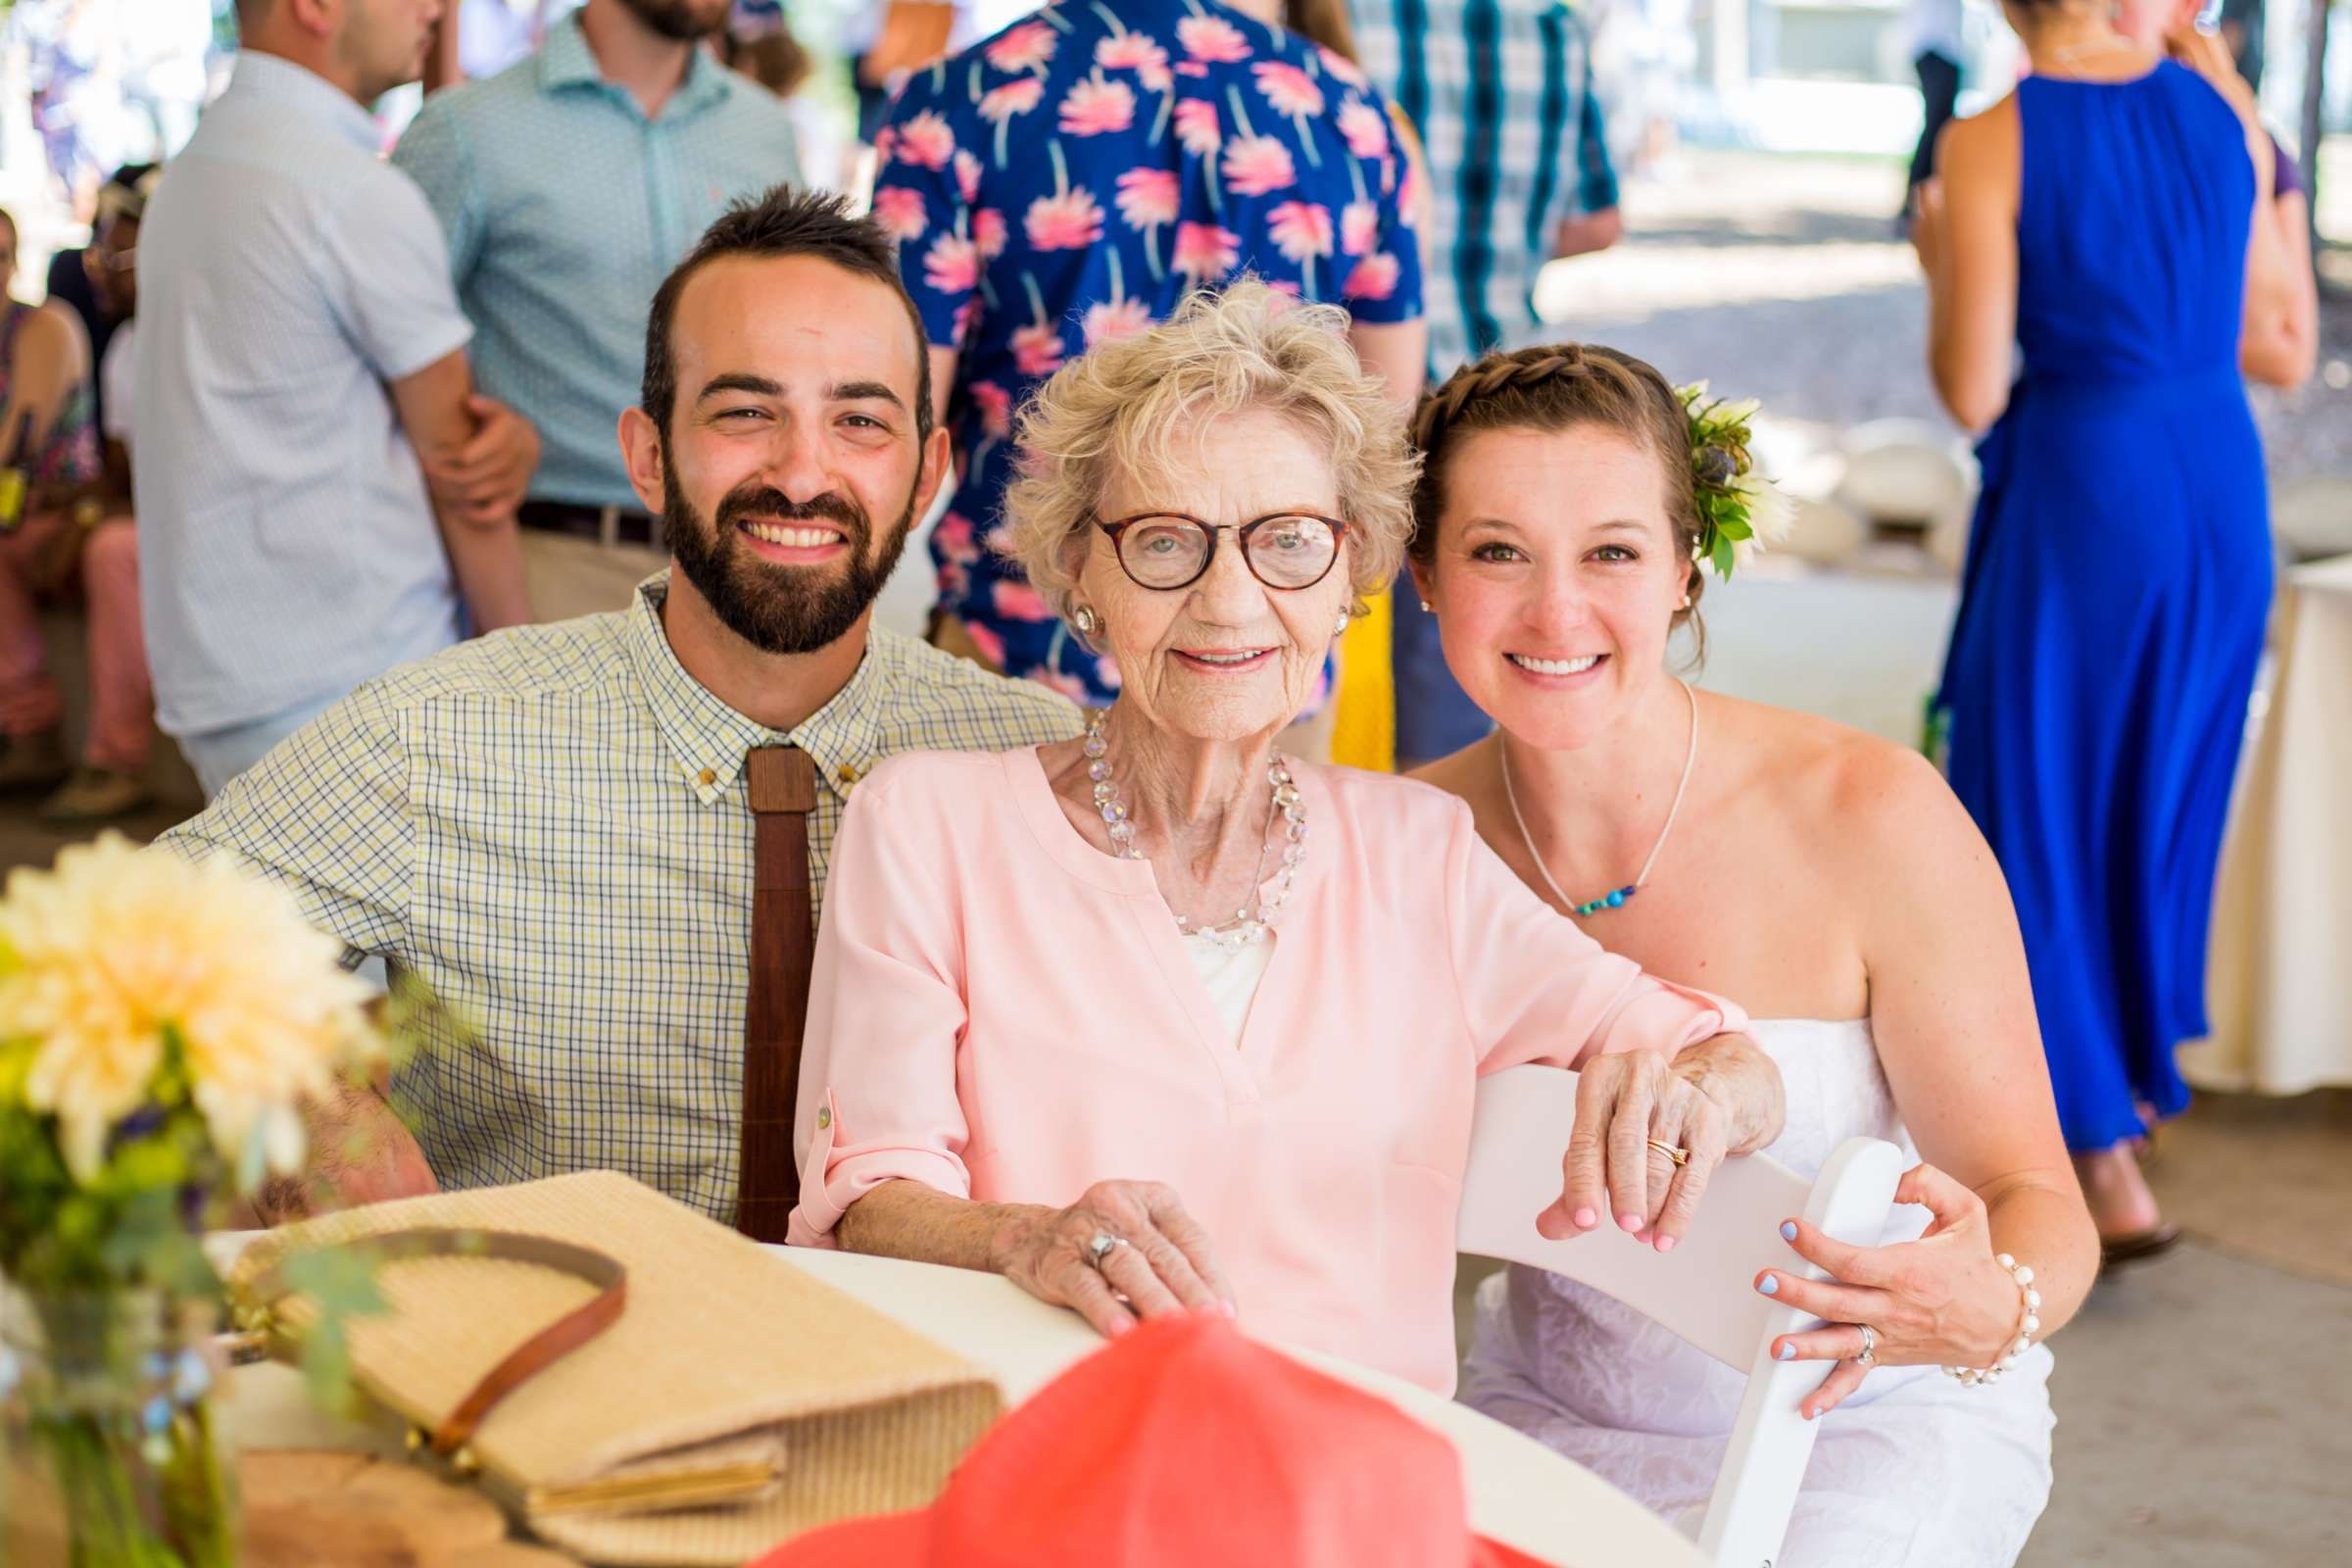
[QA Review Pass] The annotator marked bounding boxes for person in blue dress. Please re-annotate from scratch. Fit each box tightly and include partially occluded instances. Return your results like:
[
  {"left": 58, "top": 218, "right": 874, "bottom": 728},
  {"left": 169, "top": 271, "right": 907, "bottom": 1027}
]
[
  {"left": 872, "top": 0, "right": 1424, "bottom": 707},
  {"left": 1914, "top": 0, "right": 2276, "bottom": 1265}
]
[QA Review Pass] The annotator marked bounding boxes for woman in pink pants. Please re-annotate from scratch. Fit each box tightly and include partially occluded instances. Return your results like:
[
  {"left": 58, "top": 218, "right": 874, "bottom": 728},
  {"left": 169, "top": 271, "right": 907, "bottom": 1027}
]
[{"left": 0, "top": 204, "right": 154, "bottom": 822}]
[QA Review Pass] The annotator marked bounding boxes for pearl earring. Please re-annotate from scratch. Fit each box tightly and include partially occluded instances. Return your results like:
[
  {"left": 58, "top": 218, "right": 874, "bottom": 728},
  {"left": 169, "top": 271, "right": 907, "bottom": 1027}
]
[
  {"left": 1333, "top": 612, "right": 1351, "bottom": 637},
  {"left": 1419, "top": 599, "right": 1434, "bottom": 612},
  {"left": 1676, "top": 594, "right": 1690, "bottom": 611},
  {"left": 1072, "top": 605, "right": 1098, "bottom": 635}
]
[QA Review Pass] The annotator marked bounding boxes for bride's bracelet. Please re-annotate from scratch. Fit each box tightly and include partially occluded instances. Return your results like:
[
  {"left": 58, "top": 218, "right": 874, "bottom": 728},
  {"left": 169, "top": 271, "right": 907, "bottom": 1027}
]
[{"left": 1941, "top": 1252, "right": 2040, "bottom": 1388}]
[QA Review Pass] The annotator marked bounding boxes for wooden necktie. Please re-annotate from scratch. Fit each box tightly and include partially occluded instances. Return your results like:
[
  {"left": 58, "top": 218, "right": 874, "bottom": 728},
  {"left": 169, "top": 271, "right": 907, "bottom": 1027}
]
[{"left": 739, "top": 745, "right": 819, "bottom": 1242}]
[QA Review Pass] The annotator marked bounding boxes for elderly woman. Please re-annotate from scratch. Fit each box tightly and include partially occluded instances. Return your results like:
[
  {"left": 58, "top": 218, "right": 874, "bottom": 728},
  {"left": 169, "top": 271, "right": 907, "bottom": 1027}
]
[{"left": 785, "top": 284, "right": 1783, "bottom": 1393}]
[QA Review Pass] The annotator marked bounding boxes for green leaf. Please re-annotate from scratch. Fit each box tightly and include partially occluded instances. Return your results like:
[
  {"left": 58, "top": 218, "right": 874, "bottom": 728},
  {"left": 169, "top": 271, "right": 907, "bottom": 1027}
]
[{"left": 1711, "top": 533, "right": 1738, "bottom": 578}]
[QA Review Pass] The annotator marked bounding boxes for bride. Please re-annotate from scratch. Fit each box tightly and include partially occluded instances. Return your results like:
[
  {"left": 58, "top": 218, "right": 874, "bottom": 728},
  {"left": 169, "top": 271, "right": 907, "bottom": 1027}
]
[{"left": 1404, "top": 346, "right": 2097, "bottom": 1564}]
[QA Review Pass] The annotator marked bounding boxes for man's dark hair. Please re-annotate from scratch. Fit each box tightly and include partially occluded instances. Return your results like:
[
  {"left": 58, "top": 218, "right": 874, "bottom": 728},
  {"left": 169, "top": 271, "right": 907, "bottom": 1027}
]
[{"left": 641, "top": 184, "right": 932, "bottom": 447}]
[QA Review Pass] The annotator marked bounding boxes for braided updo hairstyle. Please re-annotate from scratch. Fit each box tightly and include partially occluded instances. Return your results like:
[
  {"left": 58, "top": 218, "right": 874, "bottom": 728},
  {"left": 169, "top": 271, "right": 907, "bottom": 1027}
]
[{"left": 1407, "top": 343, "right": 1707, "bottom": 640}]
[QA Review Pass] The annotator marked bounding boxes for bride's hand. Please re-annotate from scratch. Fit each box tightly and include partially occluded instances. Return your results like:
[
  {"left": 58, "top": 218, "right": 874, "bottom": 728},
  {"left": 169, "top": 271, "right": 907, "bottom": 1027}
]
[
  {"left": 1538, "top": 1049, "right": 1736, "bottom": 1253},
  {"left": 1753, "top": 1162, "right": 2028, "bottom": 1418}
]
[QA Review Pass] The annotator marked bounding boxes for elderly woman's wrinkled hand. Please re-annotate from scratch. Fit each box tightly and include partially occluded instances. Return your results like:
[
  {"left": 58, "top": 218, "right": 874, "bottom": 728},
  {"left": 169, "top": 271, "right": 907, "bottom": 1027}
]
[
  {"left": 1756, "top": 1162, "right": 2027, "bottom": 1419},
  {"left": 1537, "top": 1050, "right": 1736, "bottom": 1253},
  {"left": 990, "top": 1179, "right": 1238, "bottom": 1341}
]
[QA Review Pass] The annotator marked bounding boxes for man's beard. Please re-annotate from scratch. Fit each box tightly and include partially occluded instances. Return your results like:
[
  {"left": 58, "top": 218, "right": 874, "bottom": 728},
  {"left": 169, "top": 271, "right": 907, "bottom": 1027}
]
[
  {"left": 615, "top": 0, "right": 727, "bottom": 41},
  {"left": 665, "top": 470, "right": 917, "bottom": 658}
]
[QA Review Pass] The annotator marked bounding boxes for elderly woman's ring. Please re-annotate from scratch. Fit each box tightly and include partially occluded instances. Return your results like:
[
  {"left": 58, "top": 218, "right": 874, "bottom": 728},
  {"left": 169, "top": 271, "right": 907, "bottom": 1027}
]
[
  {"left": 1087, "top": 1233, "right": 1129, "bottom": 1268},
  {"left": 1644, "top": 1138, "right": 1690, "bottom": 1167},
  {"left": 1855, "top": 1324, "right": 1878, "bottom": 1367}
]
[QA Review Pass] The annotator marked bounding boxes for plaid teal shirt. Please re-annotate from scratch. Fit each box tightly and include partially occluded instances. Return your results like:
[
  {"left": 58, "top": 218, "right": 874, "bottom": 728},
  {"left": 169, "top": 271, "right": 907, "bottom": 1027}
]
[
  {"left": 1349, "top": 0, "right": 1619, "bottom": 375},
  {"left": 159, "top": 578, "right": 1082, "bottom": 1219}
]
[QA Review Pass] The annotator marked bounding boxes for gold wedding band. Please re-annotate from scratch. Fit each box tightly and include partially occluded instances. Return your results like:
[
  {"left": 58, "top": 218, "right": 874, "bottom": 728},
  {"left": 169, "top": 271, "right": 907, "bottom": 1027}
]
[{"left": 1645, "top": 1138, "right": 1690, "bottom": 1167}]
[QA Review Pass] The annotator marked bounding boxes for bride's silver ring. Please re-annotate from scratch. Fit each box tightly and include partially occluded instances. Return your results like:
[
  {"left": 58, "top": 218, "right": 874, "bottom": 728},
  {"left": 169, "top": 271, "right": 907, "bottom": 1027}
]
[
  {"left": 1087, "top": 1232, "right": 1129, "bottom": 1268},
  {"left": 1855, "top": 1323, "right": 1878, "bottom": 1367}
]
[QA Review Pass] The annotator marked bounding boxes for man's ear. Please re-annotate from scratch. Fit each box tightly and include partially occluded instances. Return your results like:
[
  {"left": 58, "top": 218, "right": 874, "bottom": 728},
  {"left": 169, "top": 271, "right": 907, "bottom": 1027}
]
[
  {"left": 910, "top": 423, "right": 954, "bottom": 521},
  {"left": 281, "top": 0, "right": 342, "bottom": 43},
  {"left": 618, "top": 407, "right": 668, "bottom": 517}
]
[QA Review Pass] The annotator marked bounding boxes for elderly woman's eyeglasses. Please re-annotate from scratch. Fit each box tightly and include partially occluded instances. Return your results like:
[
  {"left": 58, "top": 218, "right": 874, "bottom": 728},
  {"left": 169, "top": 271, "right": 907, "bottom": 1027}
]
[{"left": 1094, "top": 512, "right": 1349, "bottom": 593}]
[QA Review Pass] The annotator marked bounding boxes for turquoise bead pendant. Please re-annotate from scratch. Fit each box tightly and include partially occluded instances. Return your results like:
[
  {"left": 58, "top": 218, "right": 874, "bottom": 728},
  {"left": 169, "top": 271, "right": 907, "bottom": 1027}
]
[{"left": 1573, "top": 885, "right": 1637, "bottom": 917}]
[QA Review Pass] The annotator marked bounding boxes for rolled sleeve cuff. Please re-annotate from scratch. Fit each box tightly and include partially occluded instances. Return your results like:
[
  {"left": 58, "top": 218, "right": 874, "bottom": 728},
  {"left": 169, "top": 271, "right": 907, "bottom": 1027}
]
[
  {"left": 1589, "top": 980, "right": 1749, "bottom": 1062},
  {"left": 784, "top": 1094, "right": 973, "bottom": 1248}
]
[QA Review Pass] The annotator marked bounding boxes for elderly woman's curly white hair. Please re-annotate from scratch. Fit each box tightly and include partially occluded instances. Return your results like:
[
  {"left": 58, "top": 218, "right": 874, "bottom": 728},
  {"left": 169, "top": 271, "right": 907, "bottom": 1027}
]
[{"left": 998, "top": 280, "right": 1421, "bottom": 628}]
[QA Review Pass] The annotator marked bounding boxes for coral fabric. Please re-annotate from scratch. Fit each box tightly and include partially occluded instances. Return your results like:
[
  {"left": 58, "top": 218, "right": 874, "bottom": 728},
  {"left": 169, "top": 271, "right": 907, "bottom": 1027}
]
[{"left": 755, "top": 1312, "right": 1550, "bottom": 1568}]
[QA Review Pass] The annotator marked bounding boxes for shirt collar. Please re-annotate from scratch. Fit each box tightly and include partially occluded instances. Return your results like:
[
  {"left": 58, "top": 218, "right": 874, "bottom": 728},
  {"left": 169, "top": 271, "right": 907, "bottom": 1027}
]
[
  {"left": 226, "top": 51, "right": 381, "bottom": 152},
  {"left": 625, "top": 574, "right": 896, "bottom": 808},
  {"left": 538, "top": 14, "right": 734, "bottom": 118}
]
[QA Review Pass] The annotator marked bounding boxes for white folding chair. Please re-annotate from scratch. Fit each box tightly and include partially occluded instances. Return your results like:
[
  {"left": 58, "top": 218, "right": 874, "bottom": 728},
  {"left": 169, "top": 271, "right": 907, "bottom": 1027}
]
[{"left": 1456, "top": 1065, "right": 1904, "bottom": 1568}]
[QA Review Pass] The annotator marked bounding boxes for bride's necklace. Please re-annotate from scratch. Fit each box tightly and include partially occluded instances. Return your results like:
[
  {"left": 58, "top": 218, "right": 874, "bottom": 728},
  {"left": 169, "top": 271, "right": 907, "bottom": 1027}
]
[
  {"left": 1082, "top": 706, "right": 1305, "bottom": 951},
  {"left": 1501, "top": 678, "right": 1698, "bottom": 918}
]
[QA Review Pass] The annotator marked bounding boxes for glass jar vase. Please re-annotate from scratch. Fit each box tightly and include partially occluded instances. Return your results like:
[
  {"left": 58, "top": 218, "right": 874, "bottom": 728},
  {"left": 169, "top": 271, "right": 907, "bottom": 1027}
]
[{"left": 1, "top": 1287, "right": 237, "bottom": 1568}]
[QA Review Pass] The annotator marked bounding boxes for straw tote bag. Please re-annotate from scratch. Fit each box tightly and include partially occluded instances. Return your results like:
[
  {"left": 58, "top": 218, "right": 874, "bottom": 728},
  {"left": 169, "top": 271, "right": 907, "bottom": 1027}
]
[{"left": 230, "top": 1171, "right": 1002, "bottom": 1565}]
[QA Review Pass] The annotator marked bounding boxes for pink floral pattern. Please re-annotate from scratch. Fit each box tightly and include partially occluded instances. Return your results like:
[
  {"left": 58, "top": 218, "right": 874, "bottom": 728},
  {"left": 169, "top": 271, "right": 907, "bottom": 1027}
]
[
  {"left": 1171, "top": 220, "right": 1241, "bottom": 283},
  {"left": 1177, "top": 15, "right": 1250, "bottom": 64},
  {"left": 1341, "top": 251, "right": 1401, "bottom": 302},
  {"left": 1337, "top": 97, "right": 1390, "bottom": 161},
  {"left": 1024, "top": 187, "right": 1104, "bottom": 251},
  {"left": 1221, "top": 134, "right": 1296, "bottom": 197},
  {"left": 1173, "top": 97, "right": 1221, "bottom": 156},
  {"left": 922, "top": 232, "right": 979, "bottom": 294},
  {"left": 894, "top": 110, "right": 956, "bottom": 171},
  {"left": 1096, "top": 31, "right": 1173, "bottom": 92},
  {"left": 872, "top": 0, "right": 1420, "bottom": 700},
  {"left": 1114, "top": 168, "right": 1182, "bottom": 230},
  {"left": 1058, "top": 73, "right": 1137, "bottom": 137},
  {"left": 1252, "top": 61, "right": 1324, "bottom": 120},
  {"left": 1083, "top": 296, "right": 1154, "bottom": 346},
  {"left": 972, "top": 208, "right": 1009, "bottom": 260},
  {"left": 870, "top": 185, "right": 927, "bottom": 242},
  {"left": 1010, "top": 320, "right": 1066, "bottom": 378},
  {"left": 985, "top": 21, "right": 1056, "bottom": 75}
]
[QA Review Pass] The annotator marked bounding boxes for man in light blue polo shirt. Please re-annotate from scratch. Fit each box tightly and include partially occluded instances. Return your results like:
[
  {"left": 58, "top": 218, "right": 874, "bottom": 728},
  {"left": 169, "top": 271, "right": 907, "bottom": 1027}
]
[
  {"left": 392, "top": 0, "right": 800, "bottom": 619},
  {"left": 134, "top": 0, "right": 541, "bottom": 798}
]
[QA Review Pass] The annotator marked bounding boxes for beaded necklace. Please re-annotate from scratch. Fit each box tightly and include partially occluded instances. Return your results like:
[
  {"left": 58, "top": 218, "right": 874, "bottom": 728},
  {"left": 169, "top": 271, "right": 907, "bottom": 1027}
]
[
  {"left": 1501, "top": 678, "right": 1698, "bottom": 918},
  {"left": 1082, "top": 707, "right": 1305, "bottom": 950}
]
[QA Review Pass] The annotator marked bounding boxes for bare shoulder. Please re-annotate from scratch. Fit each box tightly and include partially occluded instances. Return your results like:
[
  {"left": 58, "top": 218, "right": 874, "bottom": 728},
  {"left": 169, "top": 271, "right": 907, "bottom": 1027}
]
[
  {"left": 24, "top": 301, "right": 90, "bottom": 374},
  {"left": 1707, "top": 693, "right": 1983, "bottom": 875},
  {"left": 1936, "top": 91, "right": 2021, "bottom": 204}
]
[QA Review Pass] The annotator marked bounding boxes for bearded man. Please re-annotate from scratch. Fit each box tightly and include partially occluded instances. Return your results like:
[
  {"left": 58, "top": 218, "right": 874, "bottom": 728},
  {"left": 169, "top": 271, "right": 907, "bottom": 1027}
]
[
  {"left": 393, "top": 0, "right": 805, "bottom": 621},
  {"left": 161, "top": 189, "right": 1081, "bottom": 1226}
]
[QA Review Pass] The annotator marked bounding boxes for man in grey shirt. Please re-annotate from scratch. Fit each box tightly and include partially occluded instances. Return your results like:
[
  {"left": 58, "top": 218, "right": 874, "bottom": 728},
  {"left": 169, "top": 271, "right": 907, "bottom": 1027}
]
[
  {"left": 134, "top": 0, "right": 540, "bottom": 797},
  {"left": 392, "top": 0, "right": 801, "bottom": 620}
]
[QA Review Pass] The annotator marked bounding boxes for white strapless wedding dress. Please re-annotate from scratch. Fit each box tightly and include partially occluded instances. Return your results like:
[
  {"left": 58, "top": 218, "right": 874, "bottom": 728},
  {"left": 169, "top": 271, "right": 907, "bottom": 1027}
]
[{"left": 1459, "top": 1019, "right": 2056, "bottom": 1567}]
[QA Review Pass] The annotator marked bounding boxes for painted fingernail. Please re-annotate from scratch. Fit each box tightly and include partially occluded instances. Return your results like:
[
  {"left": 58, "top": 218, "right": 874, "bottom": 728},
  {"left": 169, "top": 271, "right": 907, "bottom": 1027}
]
[
  {"left": 1777, "top": 1343, "right": 1796, "bottom": 1361},
  {"left": 1757, "top": 1274, "right": 1780, "bottom": 1296},
  {"left": 1573, "top": 1207, "right": 1597, "bottom": 1229},
  {"left": 1780, "top": 1221, "right": 1798, "bottom": 1242},
  {"left": 1621, "top": 1213, "right": 1644, "bottom": 1233},
  {"left": 1655, "top": 1235, "right": 1677, "bottom": 1253},
  {"left": 1105, "top": 1316, "right": 1132, "bottom": 1338}
]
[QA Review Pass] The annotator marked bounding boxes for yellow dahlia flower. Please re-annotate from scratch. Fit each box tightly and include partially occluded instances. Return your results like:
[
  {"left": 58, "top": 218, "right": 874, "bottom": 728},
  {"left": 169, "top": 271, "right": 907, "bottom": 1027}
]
[{"left": 0, "top": 834, "right": 376, "bottom": 1183}]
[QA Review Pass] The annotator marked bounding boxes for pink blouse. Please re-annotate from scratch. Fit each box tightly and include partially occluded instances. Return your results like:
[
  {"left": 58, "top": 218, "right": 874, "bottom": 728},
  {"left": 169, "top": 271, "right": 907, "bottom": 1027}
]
[{"left": 787, "top": 748, "right": 1744, "bottom": 1393}]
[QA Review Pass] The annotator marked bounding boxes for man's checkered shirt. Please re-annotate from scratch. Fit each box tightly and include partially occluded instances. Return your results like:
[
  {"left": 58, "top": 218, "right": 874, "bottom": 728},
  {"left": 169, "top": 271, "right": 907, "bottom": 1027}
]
[{"left": 160, "top": 577, "right": 1082, "bottom": 1219}]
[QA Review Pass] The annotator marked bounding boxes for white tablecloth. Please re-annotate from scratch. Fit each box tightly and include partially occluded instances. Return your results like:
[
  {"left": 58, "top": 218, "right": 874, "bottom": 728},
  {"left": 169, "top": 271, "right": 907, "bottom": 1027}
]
[
  {"left": 214, "top": 1238, "right": 1703, "bottom": 1568},
  {"left": 2184, "top": 552, "right": 2352, "bottom": 1095}
]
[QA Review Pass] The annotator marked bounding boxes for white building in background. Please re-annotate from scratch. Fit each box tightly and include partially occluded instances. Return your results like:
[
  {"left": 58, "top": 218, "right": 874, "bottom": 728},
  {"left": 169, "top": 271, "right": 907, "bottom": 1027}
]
[{"left": 1672, "top": 0, "right": 2340, "bottom": 162}]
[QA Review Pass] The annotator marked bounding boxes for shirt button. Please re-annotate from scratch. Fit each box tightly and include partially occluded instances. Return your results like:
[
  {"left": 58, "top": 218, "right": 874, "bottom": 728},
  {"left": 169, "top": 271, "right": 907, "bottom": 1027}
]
[
  {"left": 838, "top": 763, "right": 861, "bottom": 787},
  {"left": 697, "top": 767, "right": 716, "bottom": 787},
  {"left": 816, "top": 1106, "right": 832, "bottom": 1130}
]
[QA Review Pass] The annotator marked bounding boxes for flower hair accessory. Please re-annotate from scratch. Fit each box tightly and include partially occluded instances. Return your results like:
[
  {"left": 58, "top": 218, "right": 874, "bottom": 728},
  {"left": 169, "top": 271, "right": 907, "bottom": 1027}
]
[{"left": 1677, "top": 381, "right": 1791, "bottom": 580}]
